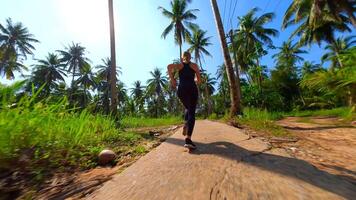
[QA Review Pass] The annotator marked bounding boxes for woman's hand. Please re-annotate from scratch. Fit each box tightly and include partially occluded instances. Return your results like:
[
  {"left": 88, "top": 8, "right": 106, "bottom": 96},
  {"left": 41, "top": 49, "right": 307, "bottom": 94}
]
[{"left": 195, "top": 78, "right": 202, "bottom": 85}]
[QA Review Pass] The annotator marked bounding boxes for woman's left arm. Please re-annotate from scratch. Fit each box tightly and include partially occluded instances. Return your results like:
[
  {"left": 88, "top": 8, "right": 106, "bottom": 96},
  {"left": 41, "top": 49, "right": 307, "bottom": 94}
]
[{"left": 192, "top": 63, "right": 202, "bottom": 85}]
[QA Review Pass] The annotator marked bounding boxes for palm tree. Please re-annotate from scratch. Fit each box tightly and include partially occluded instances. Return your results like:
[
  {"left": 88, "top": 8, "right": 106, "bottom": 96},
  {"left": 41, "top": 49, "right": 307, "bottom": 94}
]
[
  {"left": 95, "top": 79, "right": 110, "bottom": 114},
  {"left": 301, "top": 61, "right": 322, "bottom": 78},
  {"left": 130, "top": 80, "right": 144, "bottom": 100},
  {"left": 321, "top": 36, "right": 356, "bottom": 68},
  {"left": 57, "top": 43, "right": 90, "bottom": 86},
  {"left": 130, "top": 80, "right": 145, "bottom": 113},
  {"left": 108, "top": 0, "right": 118, "bottom": 116},
  {"left": 0, "top": 18, "right": 39, "bottom": 79},
  {"left": 30, "top": 53, "right": 66, "bottom": 96},
  {"left": 215, "top": 64, "right": 230, "bottom": 112},
  {"left": 271, "top": 41, "right": 307, "bottom": 109},
  {"left": 210, "top": 0, "right": 241, "bottom": 116},
  {"left": 247, "top": 64, "right": 267, "bottom": 87},
  {"left": 234, "top": 8, "right": 278, "bottom": 74},
  {"left": 146, "top": 68, "right": 168, "bottom": 117},
  {"left": 283, "top": 0, "right": 351, "bottom": 47},
  {"left": 164, "top": 81, "right": 181, "bottom": 115},
  {"left": 199, "top": 71, "right": 216, "bottom": 116},
  {"left": 117, "top": 81, "right": 128, "bottom": 108},
  {"left": 273, "top": 41, "right": 307, "bottom": 68},
  {"left": 186, "top": 26, "right": 212, "bottom": 69},
  {"left": 300, "top": 65, "right": 356, "bottom": 106},
  {"left": 159, "top": 0, "right": 199, "bottom": 58},
  {"left": 96, "top": 58, "right": 122, "bottom": 82},
  {"left": 95, "top": 58, "right": 122, "bottom": 114},
  {"left": 75, "top": 66, "right": 96, "bottom": 107}
]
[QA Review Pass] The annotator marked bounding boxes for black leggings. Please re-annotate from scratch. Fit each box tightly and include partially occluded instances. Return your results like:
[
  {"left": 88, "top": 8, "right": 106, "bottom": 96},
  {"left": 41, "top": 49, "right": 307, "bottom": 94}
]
[{"left": 177, "top": 84, "right": 198, "bottom": 136}]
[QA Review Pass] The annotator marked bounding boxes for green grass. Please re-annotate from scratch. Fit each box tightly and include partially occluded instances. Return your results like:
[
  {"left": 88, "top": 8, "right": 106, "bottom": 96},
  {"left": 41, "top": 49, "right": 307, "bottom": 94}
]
[
  {"left": 287, "top": 107, "right": 355, "bottom": 121},
  {"left": 121, "top": 116, "right": 183, "bottom": 128},
  {"left": 241, "top": 107, "right": 284, "bottom": 121},
  {"left": 232, "top": 108, "right": 289, "bottom": 137},
  {"left": 0, "top": 88, "right": 145, "bottom": 182}
]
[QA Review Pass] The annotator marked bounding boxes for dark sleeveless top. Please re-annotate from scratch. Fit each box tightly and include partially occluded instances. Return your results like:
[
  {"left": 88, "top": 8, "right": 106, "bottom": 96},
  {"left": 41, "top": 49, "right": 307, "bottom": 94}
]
[{"left": 178, "top": 62, "right": 196, "bottom": 86}]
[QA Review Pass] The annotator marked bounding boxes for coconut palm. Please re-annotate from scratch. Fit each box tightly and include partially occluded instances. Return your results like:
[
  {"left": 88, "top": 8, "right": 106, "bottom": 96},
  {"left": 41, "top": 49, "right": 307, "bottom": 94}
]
[
  {"left": 108, "top": 0, "right": 118, "bottom": 116},
  {"left": 300, "top": 66, "right": 356, "bottom": 106},
  {"left": 95, "top": 79, "right": 110, "bottom": 114},
  {"left": 164, "top": 81, "right": 180, "bottom": 115},
  {"left": 130, "top": 80, "right": 144, "bottom": 101},
  {"left": 95, "top": 57, "right": 122, "bottom": 112},
  {"left": 159, "top": 0, "right": 199, "bottom": 57},
  {"left": 199, "top": 71, "right": 216, "bottom": 116},
  {"left": 322, "top": 0, "right": 356, "bottom": 27},
  {"left": 234, "top": 8, "right": 278, "bottom": 73},
  {"left": 321, "top": 36, "right": 356, "bottom": 68},
  {"left": 146, "top": 68, "right": 168, "bottom": 117},
  {"left": 247, "top": 64, "right": 267, "bottom": 87},
  {"left": 273, "top": 41, "right": 307, "bottom": 68},
  {"left": 30, "top": 53, "right": 66, "bottom": 96},
  {"left": 211, "top": 0, "right": 241, "bottom": 116},
  {"left": 283, "top": 0, "right": 352, "bottom": 47},
  {"left": 301, "top": 61, "right": 322, "bottom": 78},
  {"left": 117, "top": 81, "right": 128, "bottom": 108},
  {"left": 96, "top": 58, "right": 122, "bottom": 82},
  {"left": 75, "top": 65, "right": 96, "bottom": 107},
  {"left": 271, "top": 41, "right": 307, "bottom": 109},
  {"left": 130, "top": 80, "right": 145, "bottom": 113},
  {"left": 0, "top": 18, "right": 39, "bottom": 79},
  {"left": 186, "top": 26, "right": 212, "bottom": 69},
  {"left": 57, "top": 43, "right": 90, "bottom": 86},
  {"left": 215, "top": 64, "right": 229, "bottom": 111}
]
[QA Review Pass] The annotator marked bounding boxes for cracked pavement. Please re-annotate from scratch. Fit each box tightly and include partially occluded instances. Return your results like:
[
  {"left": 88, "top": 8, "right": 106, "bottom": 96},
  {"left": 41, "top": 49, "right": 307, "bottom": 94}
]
[{"left": 85, "top": 120, "right": 356, "bottom": 200}]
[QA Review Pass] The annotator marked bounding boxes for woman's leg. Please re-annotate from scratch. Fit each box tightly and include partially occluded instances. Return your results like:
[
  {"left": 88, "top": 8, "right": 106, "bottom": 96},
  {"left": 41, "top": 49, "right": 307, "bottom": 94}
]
[
  {"left": 177, "top": 88, "right": 190, "bottom": 132},
  {"left": 186, "top": 89, "right": 198, "bottom": 137}
]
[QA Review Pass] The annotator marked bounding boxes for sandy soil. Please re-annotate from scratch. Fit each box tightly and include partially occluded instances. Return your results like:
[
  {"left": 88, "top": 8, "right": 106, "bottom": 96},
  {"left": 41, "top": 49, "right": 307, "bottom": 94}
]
[{"left": 276, "top": 117, "right": 356, "bottom": 185}]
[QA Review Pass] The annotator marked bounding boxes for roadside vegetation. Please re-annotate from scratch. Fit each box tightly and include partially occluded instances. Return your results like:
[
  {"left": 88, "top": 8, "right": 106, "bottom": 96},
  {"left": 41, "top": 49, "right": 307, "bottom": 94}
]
[{"left": 0, "top": 0, "right": 355, "bottom": 198}]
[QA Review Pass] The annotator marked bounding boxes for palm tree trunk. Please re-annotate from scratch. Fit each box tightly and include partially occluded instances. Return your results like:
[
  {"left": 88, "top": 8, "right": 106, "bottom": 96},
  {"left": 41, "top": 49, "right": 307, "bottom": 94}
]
[
  {"left": 179, "top": 44, "right": 182, "bottom": 61},
  {"left": 83, "top": 85, "right": 87, "bottom": 108},
  {"left": 229, "top": 31, "right": 242, "bottom": 114},
  {"left": 208, "top": 2, "right": 240, "bottom": 118},
  {"left": 330, "top": 38, "right": 344, "bottom": 68},
  {"left": 108, "top": 0, "right": 118, "bottom": 116},
  {"left": 70, "top": 67, "right": 76, "bottom": 103}
]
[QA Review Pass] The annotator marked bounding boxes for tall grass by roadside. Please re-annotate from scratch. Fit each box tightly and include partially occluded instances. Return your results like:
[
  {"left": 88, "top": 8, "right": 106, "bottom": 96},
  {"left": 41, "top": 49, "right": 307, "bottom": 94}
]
[
  {"left": 0, "top": 84, "right": 141, "bottom": 175},
  {"left": 287, "top": 107, "right": 355, "bottom": 121},
  {"left": 121, "top": 116, "right": 182, "bottom": 128},
  {"left": 240, "top": 107, "right": 284, "bottom": 121},
  {"left": 232, "top": 108, "right": 289, "bottom": 137}
]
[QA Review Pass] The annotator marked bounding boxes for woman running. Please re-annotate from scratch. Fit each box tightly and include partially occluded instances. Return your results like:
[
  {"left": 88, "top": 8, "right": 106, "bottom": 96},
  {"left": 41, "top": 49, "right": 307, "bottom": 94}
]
[{"left": 167, "top": 51, "right": 202, "bottom": 149}]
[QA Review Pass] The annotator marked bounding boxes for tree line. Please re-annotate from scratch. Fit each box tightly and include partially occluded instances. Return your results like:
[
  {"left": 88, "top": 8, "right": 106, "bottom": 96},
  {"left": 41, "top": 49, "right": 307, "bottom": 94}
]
[{"left": 0, "top": 0, "right": 355, "bottom": 119}]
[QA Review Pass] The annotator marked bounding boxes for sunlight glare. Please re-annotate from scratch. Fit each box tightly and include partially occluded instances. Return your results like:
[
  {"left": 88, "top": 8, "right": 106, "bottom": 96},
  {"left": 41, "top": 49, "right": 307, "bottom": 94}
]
[{"left": 53, "top": 0, "right": 109, "bottom": 45}]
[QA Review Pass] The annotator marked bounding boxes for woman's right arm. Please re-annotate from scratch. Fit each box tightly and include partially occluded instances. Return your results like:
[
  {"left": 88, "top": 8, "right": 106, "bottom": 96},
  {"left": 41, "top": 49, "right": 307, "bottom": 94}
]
[{"left": 167, "top": 64, "right": 180, "bottom": 88}]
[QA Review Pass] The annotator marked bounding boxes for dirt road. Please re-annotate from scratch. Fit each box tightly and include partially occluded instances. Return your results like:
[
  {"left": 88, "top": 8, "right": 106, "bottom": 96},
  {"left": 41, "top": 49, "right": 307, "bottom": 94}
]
[
  {"left": 85, "top": 120, "right": 356, "bottom": 200},
  {"left": 277, "top": 117, "right": 356, "bottom": 185}
]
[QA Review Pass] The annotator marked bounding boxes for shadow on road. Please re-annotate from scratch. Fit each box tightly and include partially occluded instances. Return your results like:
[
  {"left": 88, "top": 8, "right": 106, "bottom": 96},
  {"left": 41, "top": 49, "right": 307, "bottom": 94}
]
[{"left": 165, "top": 137, "right": 356, "bottom": 199}]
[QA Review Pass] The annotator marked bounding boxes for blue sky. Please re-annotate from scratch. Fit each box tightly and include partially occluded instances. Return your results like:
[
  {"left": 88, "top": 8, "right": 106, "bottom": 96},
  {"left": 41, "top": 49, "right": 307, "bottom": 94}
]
[{"left": 0, "top": 0, "right": 354, "bottom": 88}]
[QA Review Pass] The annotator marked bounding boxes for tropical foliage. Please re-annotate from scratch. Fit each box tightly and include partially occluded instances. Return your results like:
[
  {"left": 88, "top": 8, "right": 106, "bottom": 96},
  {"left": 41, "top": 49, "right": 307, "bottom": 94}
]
[{"left": 0, "top": 1, "right": 355, "bottom": 119}]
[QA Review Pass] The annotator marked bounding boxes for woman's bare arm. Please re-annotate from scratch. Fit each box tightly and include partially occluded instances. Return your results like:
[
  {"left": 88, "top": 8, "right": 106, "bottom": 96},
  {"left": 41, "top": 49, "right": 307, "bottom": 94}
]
[
  {"left": 191, "top": 63, "right": 202, "bottom": 85},
  {"left": 167, "top": 63, "right": 182, "bottom": 88}
]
